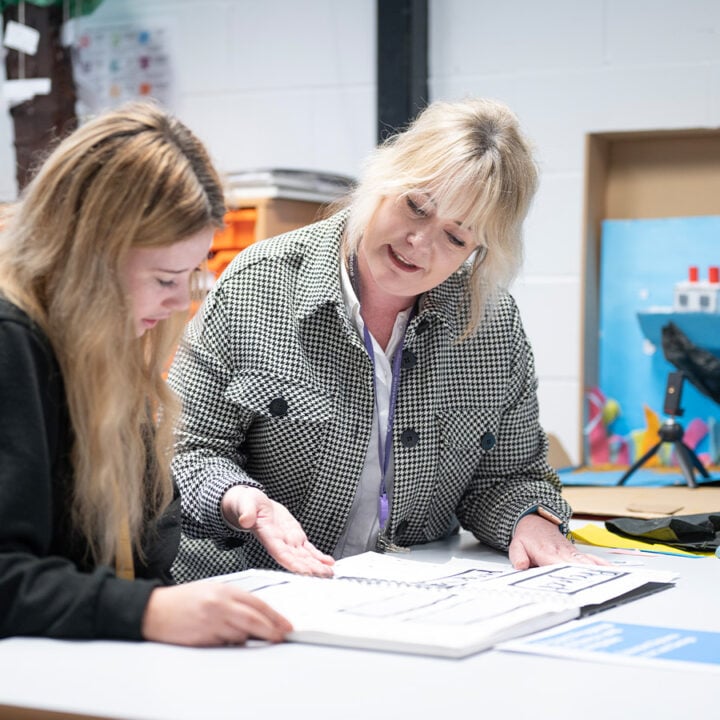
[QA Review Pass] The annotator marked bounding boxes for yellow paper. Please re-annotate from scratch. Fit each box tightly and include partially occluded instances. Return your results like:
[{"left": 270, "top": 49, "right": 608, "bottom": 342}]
[{"left": 570, "top": 523, "right": 713, "bottom": 557}]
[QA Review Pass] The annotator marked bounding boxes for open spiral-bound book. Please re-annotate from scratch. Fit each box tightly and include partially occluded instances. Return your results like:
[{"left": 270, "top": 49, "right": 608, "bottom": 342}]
[{"left": 213, "top": 552, "right": 677, "bottom": 659}]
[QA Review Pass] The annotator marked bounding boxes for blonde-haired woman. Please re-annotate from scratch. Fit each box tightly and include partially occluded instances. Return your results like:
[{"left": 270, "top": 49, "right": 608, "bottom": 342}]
[
  {"left": 170, "top": 97, "right": 605, "bottom": 582},
  {"left": 0, "top": 102, "right": 291, "bottom": 644}
]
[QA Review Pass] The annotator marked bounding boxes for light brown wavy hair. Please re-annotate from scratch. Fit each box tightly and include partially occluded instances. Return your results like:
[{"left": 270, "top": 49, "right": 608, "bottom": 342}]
[
  {"left": 341, "top": 97, "right": 539, "bottom": 338},
  {"left": 0, "top": 102, "right": 226, "bottom": 565}
]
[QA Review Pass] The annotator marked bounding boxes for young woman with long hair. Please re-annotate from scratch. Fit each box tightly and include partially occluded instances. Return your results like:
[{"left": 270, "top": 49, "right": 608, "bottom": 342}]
[{"left": 0, "top": 102, "right": 291, "bottom": 644}]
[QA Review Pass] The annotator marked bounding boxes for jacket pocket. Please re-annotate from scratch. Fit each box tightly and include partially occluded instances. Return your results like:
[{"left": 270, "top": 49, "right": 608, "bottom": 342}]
[
  {"left": 437, "top": 407, "right": 500, "bottom": 454},
  {"left": 225, "top": 371, "right": 333, "bottom": 424},
  {"left": 224, "top": 371, "right": 334, "bottom": 507},
  {"left": 422, "top": 408, "right": 501, "bottom": 540}
]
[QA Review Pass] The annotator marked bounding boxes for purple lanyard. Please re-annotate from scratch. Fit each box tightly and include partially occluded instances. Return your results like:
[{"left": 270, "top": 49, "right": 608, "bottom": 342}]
[{"left": 362, "top": 320, "right": 407, "bottom": 529}]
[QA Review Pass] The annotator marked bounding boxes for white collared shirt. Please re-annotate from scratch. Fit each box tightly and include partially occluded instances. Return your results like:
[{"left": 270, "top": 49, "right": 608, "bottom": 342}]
[{"left": 333, "top": 259, "right": 413, "bottom": 558}]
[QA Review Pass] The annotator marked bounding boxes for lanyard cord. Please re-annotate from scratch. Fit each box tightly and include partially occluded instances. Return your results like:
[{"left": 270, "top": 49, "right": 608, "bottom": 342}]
[
  {"left": 348, "top": 253, "right": 415, "bottom": 529},
  {"left": 361, "top": 324, "right": 405, "bottom": 528}
]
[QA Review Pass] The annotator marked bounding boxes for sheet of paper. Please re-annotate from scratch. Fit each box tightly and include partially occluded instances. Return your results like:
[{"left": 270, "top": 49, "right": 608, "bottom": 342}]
[
  {"left": 223, "top": 552, "right": 678, "bottom": 612},
  {"left": 500, "top": 619, "right": 720, "bottom": 673},
  {"left": 447, "top": 560, "right": 678, "bottom": 608},
  {"left": 3, "top": 20, "right": 40, "bottom": 55},
  {"left": 332, "top": 550, "right": 510, "bottom": 584},
  {"left": 3, "top": 78, "right": 51, "bottom": 107}
]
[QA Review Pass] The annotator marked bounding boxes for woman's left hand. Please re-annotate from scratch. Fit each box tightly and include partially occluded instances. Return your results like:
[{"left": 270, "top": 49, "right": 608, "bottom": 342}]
[{"left": 508, "top": 513, "right": 609, "bottom": 569}]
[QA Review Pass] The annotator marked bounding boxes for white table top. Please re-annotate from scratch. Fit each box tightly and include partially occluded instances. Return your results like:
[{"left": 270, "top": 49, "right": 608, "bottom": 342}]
[{"left": 1, "top": 530, "right": 719, "bottom": 720}]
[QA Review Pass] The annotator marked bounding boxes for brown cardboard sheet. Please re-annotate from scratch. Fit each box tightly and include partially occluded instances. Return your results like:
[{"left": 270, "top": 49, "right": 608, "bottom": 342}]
[{"left": 563, "top": 485, "right": 720, "bottom": 519}]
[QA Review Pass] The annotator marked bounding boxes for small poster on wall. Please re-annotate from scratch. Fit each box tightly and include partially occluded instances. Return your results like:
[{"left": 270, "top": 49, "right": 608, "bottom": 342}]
[{"left": 71, "top": 22, "right": 173, "bottom": 117}]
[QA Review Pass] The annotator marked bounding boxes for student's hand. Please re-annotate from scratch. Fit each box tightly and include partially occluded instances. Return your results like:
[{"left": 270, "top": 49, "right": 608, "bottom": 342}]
[
  {"left": 142, "top": 582, "right": 293, "bottom": 646},
  {"left": 221, "top": 485, "right": 335, "bottom": 577},
  {"left": 509, "top": 513, "right": 609, "bottom": 569}
]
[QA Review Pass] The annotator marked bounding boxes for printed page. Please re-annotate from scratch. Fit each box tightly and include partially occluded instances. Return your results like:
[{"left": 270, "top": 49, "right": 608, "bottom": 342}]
[
  {"left": 220, "top": 567, "right": 550, "bottom": 622},
  {"left": 499, "top": 619, "right": 720, "bottom": 673},
  {"left": 332, "top": 550, "right": 510, "bottom": 585},
  {"left": 334, "top": 553, "right": 677, "bottom": 609},
  {"left": 468, "top": 562, "right": 678, "bottom": 609}
]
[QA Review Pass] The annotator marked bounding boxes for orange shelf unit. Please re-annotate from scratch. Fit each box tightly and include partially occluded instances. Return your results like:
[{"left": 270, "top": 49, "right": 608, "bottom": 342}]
[
  {"left": 207, "top": 197, "right": 325, "bottom": 280},
  {"left": 208, "top": 207, "right": 257, "bottom": 278}
]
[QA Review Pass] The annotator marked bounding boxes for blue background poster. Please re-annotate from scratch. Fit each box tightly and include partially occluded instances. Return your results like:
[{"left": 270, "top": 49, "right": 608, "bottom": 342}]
[{"left": 598, "top": 216, "right": 720, "bottom": 462}]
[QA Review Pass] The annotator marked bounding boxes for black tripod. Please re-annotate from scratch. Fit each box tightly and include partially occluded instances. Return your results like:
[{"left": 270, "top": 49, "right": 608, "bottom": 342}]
[{"left": 617, "top": 371, "right": 711, "bottom": 488}]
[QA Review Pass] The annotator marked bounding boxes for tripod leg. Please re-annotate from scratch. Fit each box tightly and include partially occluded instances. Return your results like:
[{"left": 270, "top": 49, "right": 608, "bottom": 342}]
[
  {"left": 681, "top": 443, "right": 711, "bottom": 479},
  {"left": 673, "top": 443, "right": 698, "bottom": 488},
  {"left": 617, "top": 441, "right": 663, "bottom": 485}
]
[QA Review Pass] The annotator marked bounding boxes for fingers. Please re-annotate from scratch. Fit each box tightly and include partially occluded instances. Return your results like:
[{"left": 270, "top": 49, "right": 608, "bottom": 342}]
[
  {"left": 249, "top": 499, "right": 335, "bottom": 576},
  {"left": 223, "top": 588, "right": 293, "bottom": 643},
  {"left": 511, "top": 513, "right": 610, "bottom": 568},
  {"left": 527, "top": 540, "right": 611, "bottom": 568},
  {"left": 269, "top": 540, "right": 335, "bottom": 577},
  {"left": 508, "top": 539, "right": 531, "bottom": 570},
  {"left": 228, "top": 587, "right": 293, "bottom": 631},
  {"left": 567, "top": 549, "right": 611, "bottom": 566},
  {"left": 226, "top": 490, "right": 335, "bottom": 576},
  {"left": 304, "top": 539, "right": 335, "bottom": 566},
  {"left": 142, "top": 583, "right": 293, "bottom": 647}
]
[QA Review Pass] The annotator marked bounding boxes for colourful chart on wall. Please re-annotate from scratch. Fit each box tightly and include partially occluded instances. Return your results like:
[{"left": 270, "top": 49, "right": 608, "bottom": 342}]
[
  {"left": 596, "top": 216, "right": 720, "bottom": 468},
  {"left": 71, "top": 23, "right": 173, "bottom": 115}
]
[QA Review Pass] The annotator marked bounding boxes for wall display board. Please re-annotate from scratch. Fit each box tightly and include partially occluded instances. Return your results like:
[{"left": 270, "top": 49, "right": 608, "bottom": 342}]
[{"left": 71, "top": 21, "right": 173, "bottom": 114}]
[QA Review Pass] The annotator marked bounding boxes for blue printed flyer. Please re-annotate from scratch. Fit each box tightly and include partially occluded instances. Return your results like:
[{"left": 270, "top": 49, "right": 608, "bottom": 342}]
[{"left": 499, "top": 620, "right": 720, "bottom": 673}]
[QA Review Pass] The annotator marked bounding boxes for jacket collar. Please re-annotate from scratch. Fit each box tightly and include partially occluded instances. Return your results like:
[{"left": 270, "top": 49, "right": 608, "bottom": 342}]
[{"left": 293, "top": 209, "right": 350, "bottom": 322}]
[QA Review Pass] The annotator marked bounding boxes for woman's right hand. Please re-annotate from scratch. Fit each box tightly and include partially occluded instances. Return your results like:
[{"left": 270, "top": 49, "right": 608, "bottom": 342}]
[
  {"left": 221, "top": 485, "right": 335, "bottom": 577},
  {"left": 142, "top": 582, "right": 293, "bottom": 646}
]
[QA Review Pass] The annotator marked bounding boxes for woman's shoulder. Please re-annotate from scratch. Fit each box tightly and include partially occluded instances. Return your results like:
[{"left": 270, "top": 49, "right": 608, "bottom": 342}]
[
  {"left": 465, "top": 290, "right": 526, "bottom": 346},
  {"left": 0, "top": 295, "right": 54, "bottom": 360},
  {"left": 206, "top": 212, "right": 347, "bottom": 312},
  {"left": 224, "top": 210, "right": 347, "bottom": 273},
  {"left": 0, "top": 294, "right": 32, "bottom": 325}
]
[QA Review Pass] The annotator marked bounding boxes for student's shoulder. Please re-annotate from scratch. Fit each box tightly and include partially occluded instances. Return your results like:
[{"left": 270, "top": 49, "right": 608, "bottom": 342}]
[
  {"left": 0, "top": 296, "right": 54, "bottom": 358},
  {"left": 0, "top": 295, "right": 32, "bottom": 326}
]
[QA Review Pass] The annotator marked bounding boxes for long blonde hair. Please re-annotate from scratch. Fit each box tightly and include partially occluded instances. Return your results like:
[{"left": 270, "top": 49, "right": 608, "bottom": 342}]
[
  {"left": 0, "top": 102, "right": 226, "bottom": 565},
  {"left": 343, "top": 97, "right": 538, "bottom": 337}
]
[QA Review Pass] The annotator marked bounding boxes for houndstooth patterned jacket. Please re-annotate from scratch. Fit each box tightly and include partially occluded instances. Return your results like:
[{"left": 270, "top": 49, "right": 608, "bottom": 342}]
[{"left": 168, "top": 210, "right": 570, "bottom": 581}]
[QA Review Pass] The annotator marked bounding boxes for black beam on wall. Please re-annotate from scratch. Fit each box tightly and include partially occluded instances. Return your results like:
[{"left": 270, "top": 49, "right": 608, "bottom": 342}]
[{"left": 377, "top": 0, "right": 428, "bottom": 143}]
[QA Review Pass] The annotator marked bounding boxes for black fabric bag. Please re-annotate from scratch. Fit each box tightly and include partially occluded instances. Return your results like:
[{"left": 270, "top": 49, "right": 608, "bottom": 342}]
[{"left": 606, "top": 513, "right": 720, "bottom": 551}]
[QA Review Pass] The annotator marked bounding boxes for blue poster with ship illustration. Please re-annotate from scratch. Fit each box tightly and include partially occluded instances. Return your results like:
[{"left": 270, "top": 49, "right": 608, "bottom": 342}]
[{"left": 598, "top": 216, "right": 720, "bottom": 467}]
